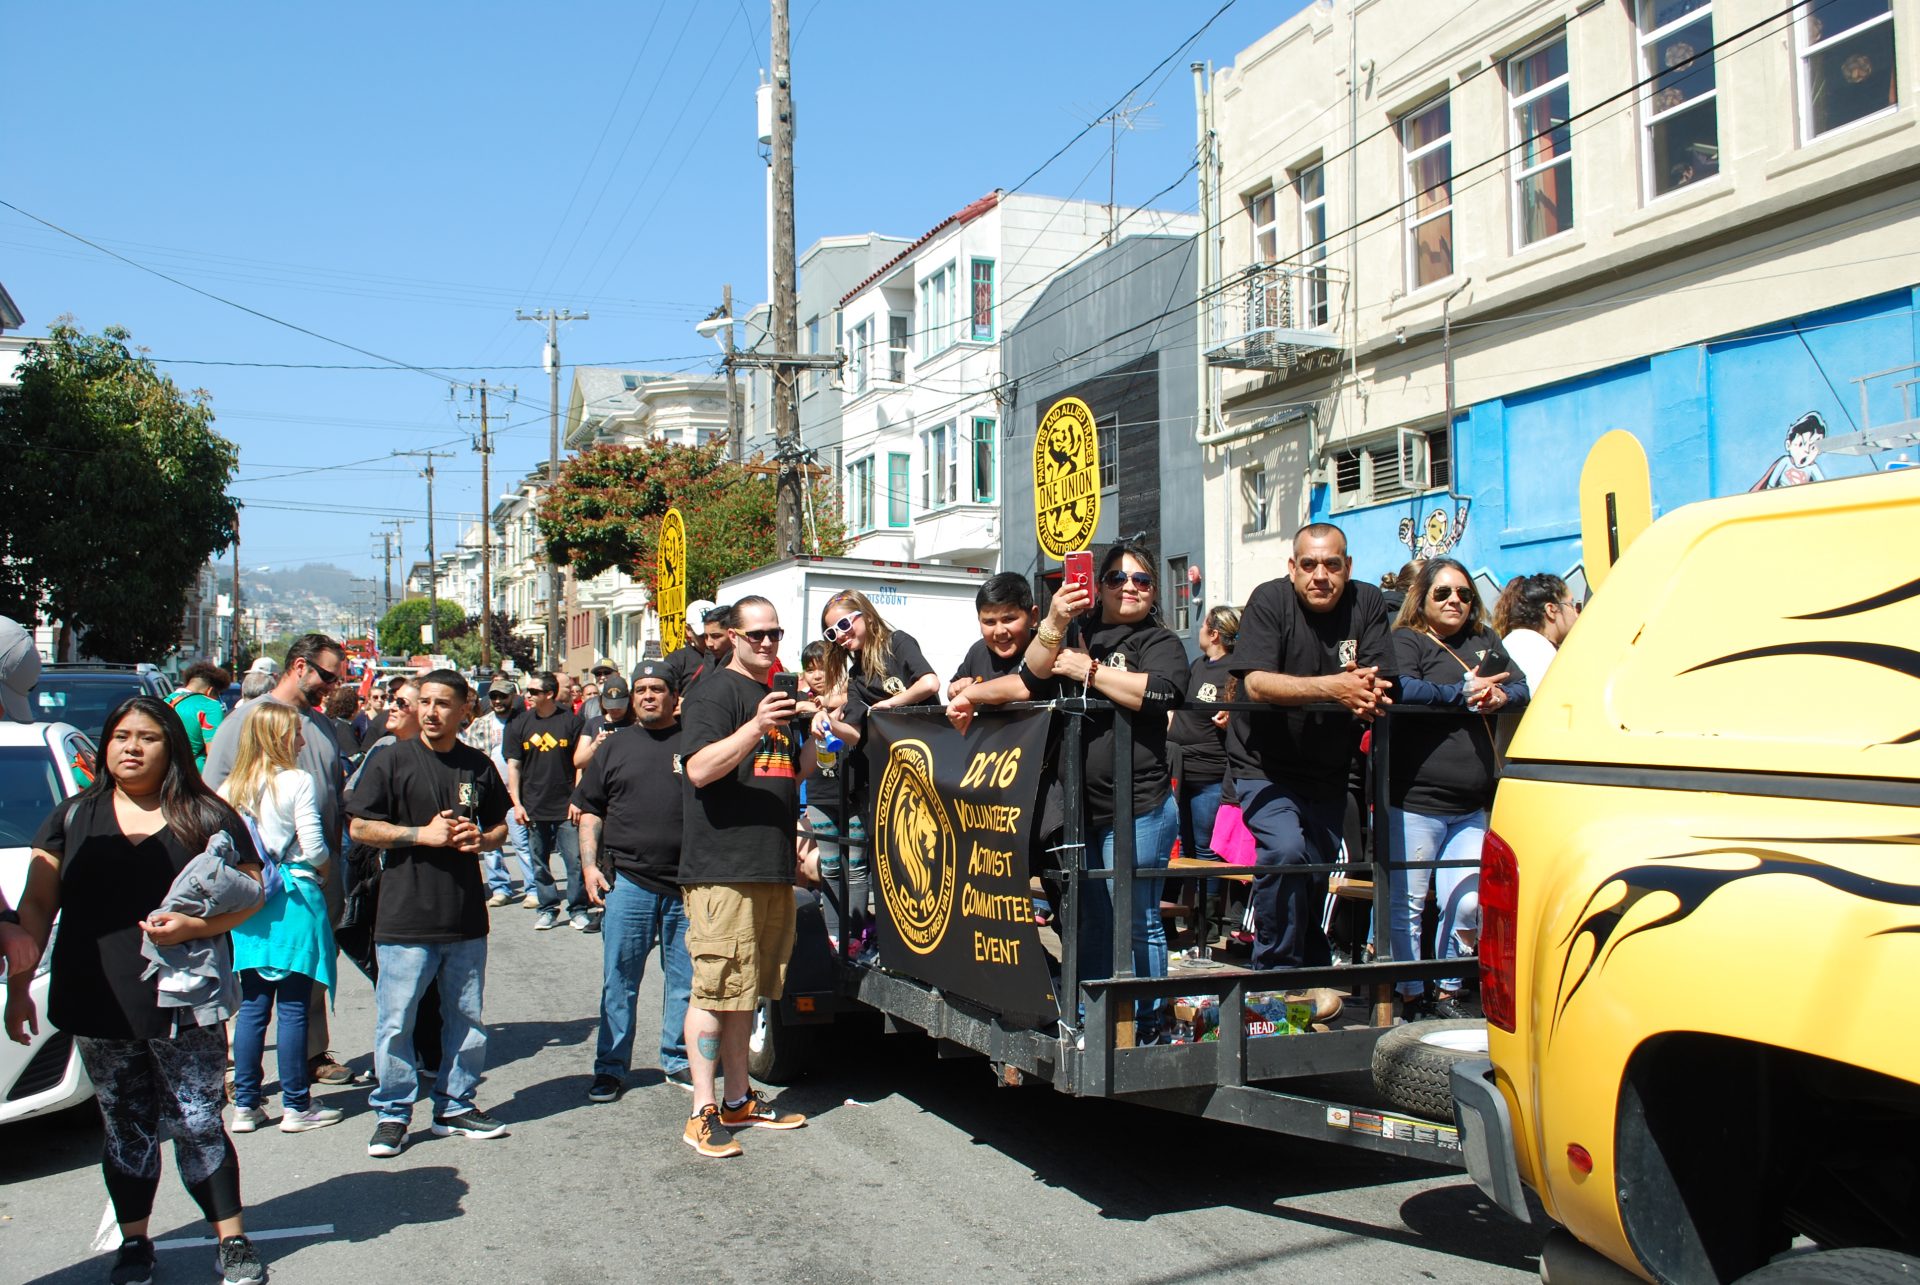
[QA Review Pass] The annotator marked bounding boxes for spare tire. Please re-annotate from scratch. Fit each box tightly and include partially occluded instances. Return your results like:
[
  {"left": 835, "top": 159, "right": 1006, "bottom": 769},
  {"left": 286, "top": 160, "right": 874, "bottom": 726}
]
[
  {"left": 1735, "top": 1249, "right": 1920, "bottom": 1282},
  {"left": 1371, "top": 1019, "right": 1487, "bottom": 1121}
]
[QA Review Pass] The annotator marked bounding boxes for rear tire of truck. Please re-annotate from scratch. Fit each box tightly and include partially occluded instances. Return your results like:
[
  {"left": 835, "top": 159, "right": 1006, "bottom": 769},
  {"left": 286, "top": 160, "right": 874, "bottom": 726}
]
[
  {"left": 748, "top": 997, "right": 813, "bottom": 1085},
  {"left": 1734, "top": 1249, "right": 1920, "bottom": 1282},
  {"left": 1372, "top": 1019, "right": 1486, "bottom": 1122}
]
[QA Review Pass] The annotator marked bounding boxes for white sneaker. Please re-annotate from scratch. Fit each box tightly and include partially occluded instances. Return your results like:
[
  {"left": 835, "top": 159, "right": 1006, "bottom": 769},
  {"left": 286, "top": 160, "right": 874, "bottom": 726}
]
[
  {"left": 279, "top": 1105, "right": 344, "bottom": 1133},
  {"left": 486, "top": 891, "right": 510, "bottom": 907},
  {"left": 521, "top": 893, "right": 541, "bottom": 909},
  {"left": 570, "top": 911, "right": 593, "bottom": 931},
  {"left": 230, "top": 1105, "right": 268, "bottom": 1133}
]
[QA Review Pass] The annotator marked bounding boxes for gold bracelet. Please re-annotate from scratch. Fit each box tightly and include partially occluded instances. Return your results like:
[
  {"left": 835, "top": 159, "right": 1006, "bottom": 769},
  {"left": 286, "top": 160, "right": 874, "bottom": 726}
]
[{"left": 1036, "top": 624, "right": 1064, "bottom": 648}]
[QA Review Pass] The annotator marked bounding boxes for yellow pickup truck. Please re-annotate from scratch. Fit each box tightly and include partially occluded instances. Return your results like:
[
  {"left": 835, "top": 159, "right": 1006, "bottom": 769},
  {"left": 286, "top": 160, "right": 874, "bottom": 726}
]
[{"left": 1452, "top": 464, "right": 1920, "bottom": 1283}]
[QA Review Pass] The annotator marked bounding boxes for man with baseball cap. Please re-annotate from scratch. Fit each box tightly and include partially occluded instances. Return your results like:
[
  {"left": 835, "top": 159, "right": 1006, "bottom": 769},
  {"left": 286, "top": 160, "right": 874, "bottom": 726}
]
[
  {"left": 651, "top": 599, "right": 721, "bottom": 697},
  {"left": 576, "top": 660, "right": 693, "bottom": 1102},
  {"left": 581, "top": 659, "right": 618, "bottom": 722},
  {"left": 464, "top": 677, "right": 535, "bottom": 907}
]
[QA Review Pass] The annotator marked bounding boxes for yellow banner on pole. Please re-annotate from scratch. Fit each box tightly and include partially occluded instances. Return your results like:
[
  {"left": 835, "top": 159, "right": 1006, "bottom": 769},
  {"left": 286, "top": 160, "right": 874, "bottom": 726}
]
[
  {"left": 1033, "top": 396, "right": 1102, "bottom": 560},
  {"left": 658, "top": 507, "right": 687, "bottom": 655}
]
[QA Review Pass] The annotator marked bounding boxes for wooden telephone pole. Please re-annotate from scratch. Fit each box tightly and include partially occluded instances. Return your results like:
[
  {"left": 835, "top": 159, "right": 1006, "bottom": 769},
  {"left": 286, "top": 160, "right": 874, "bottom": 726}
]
[
  {"left": 517, "top": 307, "right": 587, "bottom": 668},
  {"left": 457, "top": 381, "right": 513, "bottom": 671}
]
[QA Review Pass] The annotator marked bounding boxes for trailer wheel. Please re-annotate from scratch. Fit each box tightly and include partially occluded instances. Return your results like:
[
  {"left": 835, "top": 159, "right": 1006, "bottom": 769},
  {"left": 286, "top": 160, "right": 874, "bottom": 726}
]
[
  {"left": 748, "top": 997, "right": 813, "bottom": 1085},
  {"left": 1371, "top": 1019, "right": 1486, "bottom": 1122},
  {"left": 1735, "top": 1249, "right": 1920, "bottom": 1282}
]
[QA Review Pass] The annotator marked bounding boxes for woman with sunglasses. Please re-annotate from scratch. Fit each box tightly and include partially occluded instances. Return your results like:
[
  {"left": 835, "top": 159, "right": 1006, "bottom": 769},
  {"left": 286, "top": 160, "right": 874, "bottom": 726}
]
[
  {"left": 1386, "top": 558, "right": 1529, "bottom": 1020},
  {"left": 1026, "top": 540, "right": 1189, "bottom": 1034}
]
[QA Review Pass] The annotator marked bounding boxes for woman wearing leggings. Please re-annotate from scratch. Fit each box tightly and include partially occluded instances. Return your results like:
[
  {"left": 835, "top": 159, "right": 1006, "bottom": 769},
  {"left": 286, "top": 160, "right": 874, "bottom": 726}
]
[{"left": 4, "top": 695, "right": 269, "bottom": 1285}]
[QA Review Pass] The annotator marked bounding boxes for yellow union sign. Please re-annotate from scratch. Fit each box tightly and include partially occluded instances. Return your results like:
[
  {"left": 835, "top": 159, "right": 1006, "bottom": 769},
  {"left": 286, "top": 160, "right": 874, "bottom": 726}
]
[
  {"left": 1033, "top": 396, "right": 1102, "bottom": 559},
  {"left": 658, "top": 507, "right": 687, "bottom": 655}
]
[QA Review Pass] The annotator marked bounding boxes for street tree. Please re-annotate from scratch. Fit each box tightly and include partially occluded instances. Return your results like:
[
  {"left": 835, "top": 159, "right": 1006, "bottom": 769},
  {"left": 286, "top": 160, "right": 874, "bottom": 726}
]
[
  {"left": 376, "top": 598, "right": 465, "bottom": 655},
  {"left": 441, "top": 611, "right": 539, "bottom": 674},
  {"left": 0, "top": 322, "right": 239, "bottom": 660},
  {"left": 537, "top": 439, "right": 847, "bottom": 601}
]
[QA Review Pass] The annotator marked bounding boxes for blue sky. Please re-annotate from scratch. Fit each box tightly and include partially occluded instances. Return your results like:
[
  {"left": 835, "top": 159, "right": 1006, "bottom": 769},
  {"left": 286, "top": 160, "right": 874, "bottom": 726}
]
[{"left": 3, "top": 1, "right": 1302, "bottom": 595}]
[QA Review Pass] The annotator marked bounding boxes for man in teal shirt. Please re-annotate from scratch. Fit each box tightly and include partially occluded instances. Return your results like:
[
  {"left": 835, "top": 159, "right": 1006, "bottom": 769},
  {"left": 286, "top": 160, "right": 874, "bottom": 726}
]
[{"left": 167, "top": 661, "right": 232, "bottom": 772}]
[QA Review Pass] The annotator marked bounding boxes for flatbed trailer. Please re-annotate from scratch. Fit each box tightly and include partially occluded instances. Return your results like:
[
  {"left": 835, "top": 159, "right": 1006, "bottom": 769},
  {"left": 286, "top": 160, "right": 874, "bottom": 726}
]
[{"left": 763, "top": 697, "right": 1484, "bottom": 1169}]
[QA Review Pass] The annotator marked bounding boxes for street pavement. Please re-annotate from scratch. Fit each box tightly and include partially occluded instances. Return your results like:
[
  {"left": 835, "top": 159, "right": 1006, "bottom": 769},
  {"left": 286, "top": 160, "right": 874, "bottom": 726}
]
[{"left": 2, "top": 899, "right": 1546, "bottom": 1283}]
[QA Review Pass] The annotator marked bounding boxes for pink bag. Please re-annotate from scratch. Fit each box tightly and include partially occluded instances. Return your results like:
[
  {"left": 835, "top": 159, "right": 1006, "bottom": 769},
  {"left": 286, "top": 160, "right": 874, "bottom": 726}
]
[{"left": 1210, "top": 803, "right": 1257, "bottom": 866}]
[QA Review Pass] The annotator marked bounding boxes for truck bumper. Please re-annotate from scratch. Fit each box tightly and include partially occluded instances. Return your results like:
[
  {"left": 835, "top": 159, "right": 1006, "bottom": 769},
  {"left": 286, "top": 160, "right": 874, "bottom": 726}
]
[{"left": 1451, "top": 1057, "right": 1531, "bottom": 1224}]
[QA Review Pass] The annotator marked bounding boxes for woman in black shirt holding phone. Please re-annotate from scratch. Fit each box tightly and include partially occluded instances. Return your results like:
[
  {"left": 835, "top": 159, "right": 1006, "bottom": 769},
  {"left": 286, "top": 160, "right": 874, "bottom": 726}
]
[{"left": 1026, "top": 539, "right": 1188, "bottom": 1032}]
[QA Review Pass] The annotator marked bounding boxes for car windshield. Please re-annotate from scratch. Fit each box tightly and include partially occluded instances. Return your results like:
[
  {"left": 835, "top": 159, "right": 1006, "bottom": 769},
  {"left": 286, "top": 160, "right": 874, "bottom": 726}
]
[
  {"left": 32, "top": 675, "right": 151, "bottom": 742},
  {"left": 0, "top": 745, "right": 64, "bottom": 850}
]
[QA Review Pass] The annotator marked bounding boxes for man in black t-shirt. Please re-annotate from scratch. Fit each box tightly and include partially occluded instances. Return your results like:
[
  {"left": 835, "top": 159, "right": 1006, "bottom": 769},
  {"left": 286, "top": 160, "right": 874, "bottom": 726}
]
[
  {"left": 505, "top": 672, "right": 590, "bottom": 932},
  {"left": 347, "top": 670, "right": 511, "bottom": 1159},
  {"left": 648, "top": 598, "right": 724, "bottom": 697},
  {"left": 1228, "top": 524, "right": 1393, "bottom": 974},
  {"left": 677, "top": 595, "right": 810, "bottom": 1156},
  {"left": 574, "top": 662, "right": 692, "bottom": 1103}
]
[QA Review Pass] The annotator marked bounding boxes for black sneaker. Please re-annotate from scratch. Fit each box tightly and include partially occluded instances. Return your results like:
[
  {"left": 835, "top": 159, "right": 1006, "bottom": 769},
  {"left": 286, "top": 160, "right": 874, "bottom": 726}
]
[
  {"left": 1429, "top": 991, "right": 1482, "bottom": 1021},
  {"left": 432, "top": 1107, "right": 509, "bottom": 1139},
  {"left": 110, "top": 1234, "right": 155, "bottom": 1285},
  {"left": 216, "top": 1234, "right": 267, "bottom": 1285},
  {"left": 587, "top": 1074, "right": 624, "bottom": 1103},
  {"left": 366, "top": 1119, "right": 408, "bottom": 1158}
]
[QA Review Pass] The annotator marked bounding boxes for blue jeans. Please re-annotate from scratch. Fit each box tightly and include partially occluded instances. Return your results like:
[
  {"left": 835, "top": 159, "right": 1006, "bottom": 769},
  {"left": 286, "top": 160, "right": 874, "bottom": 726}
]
[
  {"left": 483, "top": 814, "right": 534, "bottom": 896},
  {"left": 1386, "top": 806, "right": 1485, "bottom": 995},
  {"left": 526, "top": 819, "right": 587, "bottom": 913},
  {"left": 595, "top": 875, "right": 692, "bottom": 1078},
  {"left": 1236, "top": 777, "right": 1344, "bottom": 971},
  {"left": 231, "top": 969, "right": 312, "bottom": 1111},
  {"left": 370, "top": 938, "right": 488, "bottom": 1121},
  {"left": 1084, "top": 794, "right": 1178, "bottom": 1021},
  {"left": 1178, "top": 778, "right": 1226, "bottom": 900}
]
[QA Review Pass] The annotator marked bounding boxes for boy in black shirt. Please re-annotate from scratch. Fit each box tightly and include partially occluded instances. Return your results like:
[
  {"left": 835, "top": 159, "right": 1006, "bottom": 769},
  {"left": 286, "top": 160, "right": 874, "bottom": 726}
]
[
  {"left": 1228, "top": 524, "right": 1393, "bottom": 976},
  {"left": 505, "top": 672, "right": 590, "bottom": 932},
  {"left": 576, "top": 662, "right": 692, "bottom": 1102},
  {"left": 347, "top": 670, "right": 511, "bottom": 1159},
  {"left": 946, "top": 571, "right": 1040, "bottom": 734}
]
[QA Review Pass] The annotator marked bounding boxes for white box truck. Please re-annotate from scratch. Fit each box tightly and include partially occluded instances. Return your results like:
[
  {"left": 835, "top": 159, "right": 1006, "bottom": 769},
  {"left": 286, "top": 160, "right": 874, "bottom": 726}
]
[{"left": 715, "top": 555, "right": 994, "bottom": 687}]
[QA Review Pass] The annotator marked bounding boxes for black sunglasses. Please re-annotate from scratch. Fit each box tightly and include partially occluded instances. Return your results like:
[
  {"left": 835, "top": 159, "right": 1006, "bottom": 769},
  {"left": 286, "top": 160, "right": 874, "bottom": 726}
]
[
  {"left": 737, "top": 628, "right": 785, "bottom": 645},
  {"left": 1102, "top": 571, "right": 1154, "bottom": 590},
  {"left": 1430, "top": 584, "right": 1474, "bottom": 603},
  {"left": 306, "top": 658, "right": 340, "bottom": 685}
]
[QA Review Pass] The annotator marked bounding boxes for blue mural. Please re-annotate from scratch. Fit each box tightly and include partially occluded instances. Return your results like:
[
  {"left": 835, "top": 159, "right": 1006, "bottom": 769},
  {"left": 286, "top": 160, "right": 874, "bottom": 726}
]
[{"left": 1316, "top": 287, "right": 1916, "bottom": 594}]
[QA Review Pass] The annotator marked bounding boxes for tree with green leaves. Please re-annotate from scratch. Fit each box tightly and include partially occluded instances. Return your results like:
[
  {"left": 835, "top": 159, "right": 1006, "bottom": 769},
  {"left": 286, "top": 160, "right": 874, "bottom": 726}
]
[
  {"left": 441, "top": 611, "right": 539, "bottom": 673},
  {"left": 538, "top": 439, "right": 847, "bottom": 601},
  {"left": 376, "top": 598, "right": 466, "bottom": 656},
  {"left": 0, "top": 322, "right": 239, "bottom": 660}
]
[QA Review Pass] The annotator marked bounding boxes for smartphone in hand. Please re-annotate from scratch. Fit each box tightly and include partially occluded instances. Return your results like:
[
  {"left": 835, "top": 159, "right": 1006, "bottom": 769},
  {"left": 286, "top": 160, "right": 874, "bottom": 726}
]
[
  {"left": 1064, "top": 550, "right": 1094, "bottom": 598},
  {"left": 772, "top": 672, "right": 800, "bottom": 700}
]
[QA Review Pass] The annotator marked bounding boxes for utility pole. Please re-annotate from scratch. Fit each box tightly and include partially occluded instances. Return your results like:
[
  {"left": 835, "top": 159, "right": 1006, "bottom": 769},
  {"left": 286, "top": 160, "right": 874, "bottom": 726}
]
[
  {"left": 723, "top": 283, "right": 741, "bottom": 463},
  {"left": 374, "top": 531, "right": 395, "bottom": 616},
  {"left": 381, "top": 518, "right": 413, "bottom": 619},
  {"left": 517, "top": 307, "right": 588, "bottom": 668},
  {"left": 230, "top": 505, "right": 243, "bottom": 667},
  {"left": 458, "top": 380, "right": 514, "bottom": 672},
  {"left": 392, "top": 450, "right": 453, "bottom": 655}
]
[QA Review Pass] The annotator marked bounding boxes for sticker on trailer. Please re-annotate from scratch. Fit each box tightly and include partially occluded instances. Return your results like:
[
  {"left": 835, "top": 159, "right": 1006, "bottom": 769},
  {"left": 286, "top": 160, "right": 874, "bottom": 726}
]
[{"left": 1326, "top": 1107, "right": 1351, "bottom": 1129}]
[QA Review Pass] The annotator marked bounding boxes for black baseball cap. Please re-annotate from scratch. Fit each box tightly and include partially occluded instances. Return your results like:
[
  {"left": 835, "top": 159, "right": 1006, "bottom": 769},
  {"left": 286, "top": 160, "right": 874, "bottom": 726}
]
[
  {"left": 600, "top": 677, "right": 631, "bottom": 706},
  {"left": 631, "top": 662, "right": 672, "bottom": 691}
]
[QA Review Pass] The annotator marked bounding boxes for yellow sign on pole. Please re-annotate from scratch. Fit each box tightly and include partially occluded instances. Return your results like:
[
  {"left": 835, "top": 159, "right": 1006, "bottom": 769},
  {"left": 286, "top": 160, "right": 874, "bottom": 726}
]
[
  {"left": 658, "top": 507, "right": 687, "bottom": 655},
  {"left": 1033, "top": 396, "right": 1102, "bottom": 560},
  {"left": 1578, "top": 430, "right": 1653, "bottom": 593}
]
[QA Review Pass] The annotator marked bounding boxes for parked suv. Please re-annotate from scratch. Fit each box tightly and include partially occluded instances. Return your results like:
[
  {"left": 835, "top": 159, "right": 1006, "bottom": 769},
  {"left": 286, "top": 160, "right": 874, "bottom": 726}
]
[
  {"left": 30, "top": 662, "right": 170, "bottom": 742},
  {"left": 1452, "top": 465, "right": 1920, "bottom": 1282}
]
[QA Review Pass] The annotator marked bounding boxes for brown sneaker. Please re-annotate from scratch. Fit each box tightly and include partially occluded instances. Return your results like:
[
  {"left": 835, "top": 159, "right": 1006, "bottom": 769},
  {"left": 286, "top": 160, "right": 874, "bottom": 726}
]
[
  {"left": 1282, "top": 988, "right": 1344, "bottom": 1023},
  {"left": 683, "top": 1104, "right": 743, "bottom": 1157},
  {"left": 308, "top": 1053, "right": 353, "bottom": 1085},
  {"left": 720, "top": 1090, "right": 807, "bottom": 1131}
]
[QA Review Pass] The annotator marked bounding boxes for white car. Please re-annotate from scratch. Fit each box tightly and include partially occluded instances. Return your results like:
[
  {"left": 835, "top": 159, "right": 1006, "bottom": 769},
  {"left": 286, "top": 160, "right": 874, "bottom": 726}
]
[{"left": 0, "top": 719, "right": 97, "bottom": 1124}]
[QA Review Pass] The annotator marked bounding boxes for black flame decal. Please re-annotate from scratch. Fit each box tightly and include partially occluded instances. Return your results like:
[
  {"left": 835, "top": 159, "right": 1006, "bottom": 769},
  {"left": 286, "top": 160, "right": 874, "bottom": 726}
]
[
  {"left": 1790, "top": 575, "right": 1920, "bottom": 621},
  {"left": 1552, "top": 836, "right": 1920, "bottom": 1038},
  {"left": 1679, "top": 641, "right": 1920, "bottom": 682}
]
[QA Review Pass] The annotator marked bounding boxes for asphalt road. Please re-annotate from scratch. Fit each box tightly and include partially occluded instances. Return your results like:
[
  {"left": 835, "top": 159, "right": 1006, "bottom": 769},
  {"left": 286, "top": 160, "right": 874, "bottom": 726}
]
[{"left": 1, "top": 901, "right": 1546, "bottom": 1284}]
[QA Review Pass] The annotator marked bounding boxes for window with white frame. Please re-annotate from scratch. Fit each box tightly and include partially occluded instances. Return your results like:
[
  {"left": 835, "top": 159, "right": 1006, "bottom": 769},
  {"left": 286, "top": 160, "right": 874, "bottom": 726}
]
[
  {"left": 1800, "top": 0, "right": 1897, "bottom": 140},
  {"left": 970, "top": 260, "right": 995, "bottom": 341},
  {"left": 888, "top": 314, "right": 909, "bottom": 382},
  {"left": 1243, "top": 463, "right": 1271, "bottom": 533},
  {"left": 1248, "top": 188, "right": 1278, "bottom": 263},
  {"left": 917, "top": 261, "right": 958, "bottom": 356},
  {"left": 1400, "top": 96, "right": 1453, "bottom": 290},
  {"left": 847, "top": 456, "right": 875, "bottom": 530},
  {"left": 849, "top": 318, "right": 871, "bottom": 395},
  {"left": 1097, "top": 414, "right": 1118, "bottom": 492},
  {"left": 970, "top": 417, "right": 996, "bottom": 502},
  {"left": 1329, "top": 426, "right": 1451, "bottom": 510},
  {"left": 1508, "top": 34, "right": 1573, "bottom": 246},
  {"left": 922, "top": 421, "right": 959, "bottom": 509},
  {"left": 1296, "top": 164, "right": 1329, "bottom": 325},
  {"left": 1638, "top": 0, "right": 1720, "bottom": 199},
  {"left": 887, "top": 452, "right": 911, "bottom": 527}
]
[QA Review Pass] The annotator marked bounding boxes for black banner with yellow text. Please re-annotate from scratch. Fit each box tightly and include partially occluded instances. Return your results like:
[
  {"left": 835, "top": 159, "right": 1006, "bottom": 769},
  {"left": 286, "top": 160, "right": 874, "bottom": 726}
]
[{"left": 867, "top": 707, "right": 1056, "bottom": 1024}]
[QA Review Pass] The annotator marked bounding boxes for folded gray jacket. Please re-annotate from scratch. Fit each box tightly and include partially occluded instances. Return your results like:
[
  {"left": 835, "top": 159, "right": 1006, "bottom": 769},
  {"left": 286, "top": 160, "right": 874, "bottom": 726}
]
[{"left": 139, "top": 829, "right": 265, "bottom": 1025}]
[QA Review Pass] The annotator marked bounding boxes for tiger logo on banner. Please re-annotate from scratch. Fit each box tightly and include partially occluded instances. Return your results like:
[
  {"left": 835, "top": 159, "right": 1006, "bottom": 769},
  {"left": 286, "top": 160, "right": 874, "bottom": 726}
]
[{"left": 874, "top": 738, "right": 958, "bottom": 955}]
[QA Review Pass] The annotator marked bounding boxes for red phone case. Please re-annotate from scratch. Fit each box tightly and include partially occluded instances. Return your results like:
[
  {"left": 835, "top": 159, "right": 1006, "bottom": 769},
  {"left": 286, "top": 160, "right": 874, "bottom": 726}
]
[{"left": 1065, "top": 551, "right": 1094, "bottom": 596}]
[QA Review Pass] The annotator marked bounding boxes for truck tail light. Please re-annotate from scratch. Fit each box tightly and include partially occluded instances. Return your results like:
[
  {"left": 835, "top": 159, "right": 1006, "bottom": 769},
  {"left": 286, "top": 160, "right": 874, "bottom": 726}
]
[{"left": 1480, "top": 829, "right": 1519, "bottom": 1033}]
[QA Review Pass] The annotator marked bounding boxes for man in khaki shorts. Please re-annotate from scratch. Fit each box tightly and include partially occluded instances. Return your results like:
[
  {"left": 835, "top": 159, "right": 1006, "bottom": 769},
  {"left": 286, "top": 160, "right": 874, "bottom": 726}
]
[{"left": 678, "top": 594, "right": 811, "bottom": 1157}]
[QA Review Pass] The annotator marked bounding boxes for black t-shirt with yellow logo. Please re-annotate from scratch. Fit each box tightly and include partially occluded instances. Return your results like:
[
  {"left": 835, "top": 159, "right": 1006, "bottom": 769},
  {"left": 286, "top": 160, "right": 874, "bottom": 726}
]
[{"left": 504, "top": 706, "right": 585, "bottom": 822}]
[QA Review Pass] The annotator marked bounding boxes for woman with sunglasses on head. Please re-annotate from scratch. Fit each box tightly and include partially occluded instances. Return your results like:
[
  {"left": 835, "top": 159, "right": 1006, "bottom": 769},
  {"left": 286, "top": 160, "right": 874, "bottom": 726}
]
[
  {"left": 1386, "top": 558, "right": 1529, "bottom": 1021},
  {"left": 5, "top": 696, "right": 271, "bottom": 1285},
  {"left": 1490, "top": 572, "right": 1578, "bottom": 758},
  {"left": 1026, "top": 540, "right": 1189, "bottom": 1035}
]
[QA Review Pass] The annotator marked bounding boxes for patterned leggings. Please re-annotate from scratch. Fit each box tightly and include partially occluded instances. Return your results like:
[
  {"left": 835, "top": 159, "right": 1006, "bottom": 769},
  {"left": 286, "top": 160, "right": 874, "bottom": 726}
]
[{"left": 74, "top": 1023, "right": 243, "bottom": 1225}]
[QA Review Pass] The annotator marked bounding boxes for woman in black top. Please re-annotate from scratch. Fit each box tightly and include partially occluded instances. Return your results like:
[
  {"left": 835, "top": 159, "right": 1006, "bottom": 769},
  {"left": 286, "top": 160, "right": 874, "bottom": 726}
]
[
  {"left": 1026, "top": 540, "right": 1188, "bottom": 1027},
  {"left": 5, "top": 696, "right": 268, "bottom": 1285},
  {"left": 1387, "top": 558, "right": 1529, "bottom": 1019},
  {"left": 1168, "top": 604, "right": 1241, "bottom": 864}
]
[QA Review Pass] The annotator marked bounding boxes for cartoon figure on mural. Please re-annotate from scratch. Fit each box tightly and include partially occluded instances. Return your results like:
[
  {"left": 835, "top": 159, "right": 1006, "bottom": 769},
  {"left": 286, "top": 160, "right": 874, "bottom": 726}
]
[
  {"left": 1397, "top": 502, "right": 1471, "bottom": 561},
  {"left": 1750, "top": 411, "right": 1828, "bottom": 490}
]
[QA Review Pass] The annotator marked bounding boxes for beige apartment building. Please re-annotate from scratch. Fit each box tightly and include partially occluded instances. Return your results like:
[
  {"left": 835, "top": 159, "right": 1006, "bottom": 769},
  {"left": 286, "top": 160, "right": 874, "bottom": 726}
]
[{"left": 1199, "top": 0, "right": 1915, "bottom": 603}]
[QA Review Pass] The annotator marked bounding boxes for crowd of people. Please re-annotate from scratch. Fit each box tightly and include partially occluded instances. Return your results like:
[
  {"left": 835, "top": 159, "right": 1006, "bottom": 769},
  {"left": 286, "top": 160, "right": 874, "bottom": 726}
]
[{"left": 0, "top": 520, "right": 1582, "bottom": 1282}]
